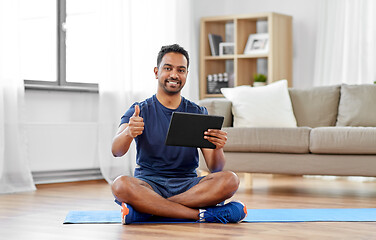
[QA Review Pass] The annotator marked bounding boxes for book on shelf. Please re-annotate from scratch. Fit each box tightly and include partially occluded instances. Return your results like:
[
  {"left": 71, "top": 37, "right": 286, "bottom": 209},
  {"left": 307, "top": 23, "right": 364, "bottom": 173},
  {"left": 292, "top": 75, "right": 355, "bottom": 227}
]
[{"left": 208, "top": 33, "right": 223, "bottom": 56}]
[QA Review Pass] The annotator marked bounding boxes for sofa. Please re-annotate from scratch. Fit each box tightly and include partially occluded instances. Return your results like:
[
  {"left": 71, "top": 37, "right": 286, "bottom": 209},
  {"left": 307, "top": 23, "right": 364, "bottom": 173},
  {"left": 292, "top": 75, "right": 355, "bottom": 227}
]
[{"left": 198, "top": 83, "right": 376, "bottom": 177}]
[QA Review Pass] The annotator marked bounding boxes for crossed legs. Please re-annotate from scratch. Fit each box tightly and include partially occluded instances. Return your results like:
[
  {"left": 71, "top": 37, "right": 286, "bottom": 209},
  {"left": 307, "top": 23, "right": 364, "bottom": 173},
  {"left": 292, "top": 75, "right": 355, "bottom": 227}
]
[{"left": 111, "top": 171, "right": 240, "bottom": 220}]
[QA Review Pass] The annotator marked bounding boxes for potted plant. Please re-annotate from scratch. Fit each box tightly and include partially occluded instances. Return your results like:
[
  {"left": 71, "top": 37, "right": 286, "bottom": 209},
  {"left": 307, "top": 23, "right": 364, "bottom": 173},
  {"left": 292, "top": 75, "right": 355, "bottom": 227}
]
[{"left": 253, "top": 73, "right": 267, "bottom": 87}]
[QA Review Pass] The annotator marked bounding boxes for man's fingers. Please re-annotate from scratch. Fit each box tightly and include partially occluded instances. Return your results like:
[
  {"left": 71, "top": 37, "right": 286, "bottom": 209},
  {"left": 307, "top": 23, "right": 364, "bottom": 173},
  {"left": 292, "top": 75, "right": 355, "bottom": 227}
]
[
  {"left": 204, "top": 129, "right": 227, "bottom": 149},
  {"left": 205, "top": 135, "right": 224, "bottom": 143},
  {"left": 133, "top": 104, "right": 140, "bottom": 117},
  {"left": 129, "top": 121, "right": 144, "bottom": 128},
  {"left": 131, "top": 105, "right": 143, "bottom": 122},
  {"left": 131, "top": 117, "right": 144, "bottom": 123},
  {"left": 132, "top": 130, "right": 143, "bottom": 136},
  {"left": 204, "top": 129, "right": 227, "bottom": 140},
  {"left": 128, "top": 125, "right": 144, "bottom": 138},
  {"left": 130, "top": 126, "right": 144, "bottom": 131},
  {"left": 128, "top": 107, "right": 144, "bottom": 137},
  {"left": 204, "top": 135, "right": 225, "bottom": 149}
]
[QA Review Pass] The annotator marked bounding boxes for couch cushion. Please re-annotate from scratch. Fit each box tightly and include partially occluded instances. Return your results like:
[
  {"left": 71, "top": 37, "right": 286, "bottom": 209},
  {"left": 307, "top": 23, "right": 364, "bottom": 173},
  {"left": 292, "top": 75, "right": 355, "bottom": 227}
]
[
  {"left": 221, "top": 80, "right": 297, "bottom": 128},
  {"left": 288, "top": 85, "right": 340, "bottom": 127},
  {"left": 199, "top": 98, "right": 232, "bottom": 127},
  {"left": 223, "top": 127, "right": 311, "bottom": 153},
  {"left": 310, "top": 127, "right": 376, "bottom": 154},
  {"left": 336, "top": 84, "right": 376, "bottom": 127}
]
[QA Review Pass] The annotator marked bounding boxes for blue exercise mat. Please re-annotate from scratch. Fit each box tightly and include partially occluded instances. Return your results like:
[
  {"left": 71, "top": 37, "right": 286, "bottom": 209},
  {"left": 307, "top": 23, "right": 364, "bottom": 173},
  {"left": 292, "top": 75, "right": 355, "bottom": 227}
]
[
  {"left": 64, "top": 208, "right": 376, "bottom": 224},
  {"left": 245, "top": 208, "right": 376, "bottom": 222},
  {"left": 64, "top": 210, "right": 195, "bottom": 224}
]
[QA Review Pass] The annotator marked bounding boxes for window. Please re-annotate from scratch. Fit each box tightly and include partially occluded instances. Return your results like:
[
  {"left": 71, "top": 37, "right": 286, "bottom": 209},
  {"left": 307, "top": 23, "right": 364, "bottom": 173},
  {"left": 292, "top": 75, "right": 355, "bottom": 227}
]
[{"left": 21, "top": 0, "right": 99, "bottom": 92}]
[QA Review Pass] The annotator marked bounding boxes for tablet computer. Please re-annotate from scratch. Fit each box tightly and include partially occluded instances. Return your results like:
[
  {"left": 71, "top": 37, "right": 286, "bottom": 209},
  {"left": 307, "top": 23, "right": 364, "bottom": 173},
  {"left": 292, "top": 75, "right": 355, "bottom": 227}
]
[{"left": 165, "top": 112, "right": 224, "bottom": 149}]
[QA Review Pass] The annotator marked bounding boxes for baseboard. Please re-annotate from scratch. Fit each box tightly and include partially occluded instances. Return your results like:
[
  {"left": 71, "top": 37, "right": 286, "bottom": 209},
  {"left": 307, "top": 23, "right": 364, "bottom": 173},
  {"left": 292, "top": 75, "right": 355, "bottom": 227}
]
[{"left": 32, "top": 168, "right": 103, "bottom": 184}]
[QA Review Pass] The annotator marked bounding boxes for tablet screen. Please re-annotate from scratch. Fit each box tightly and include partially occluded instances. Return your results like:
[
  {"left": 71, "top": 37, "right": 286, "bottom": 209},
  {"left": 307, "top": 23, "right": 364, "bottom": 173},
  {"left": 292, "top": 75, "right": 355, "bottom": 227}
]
[{"left": 165, "top": 112, "right": 224, "bottom": 149}]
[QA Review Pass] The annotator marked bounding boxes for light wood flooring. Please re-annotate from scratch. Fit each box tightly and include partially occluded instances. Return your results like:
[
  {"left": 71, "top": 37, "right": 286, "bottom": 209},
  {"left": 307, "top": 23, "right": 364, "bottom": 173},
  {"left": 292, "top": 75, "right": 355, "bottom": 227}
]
[{"left": 1, "top": 174, "right": 376, "bottom": 240}]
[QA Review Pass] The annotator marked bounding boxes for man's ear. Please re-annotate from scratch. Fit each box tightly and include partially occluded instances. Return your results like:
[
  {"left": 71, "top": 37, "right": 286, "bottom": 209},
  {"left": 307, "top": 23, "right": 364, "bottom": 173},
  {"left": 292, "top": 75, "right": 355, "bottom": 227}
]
[{"left": 154, "top": 67, "right": 159, "bottom": 79}]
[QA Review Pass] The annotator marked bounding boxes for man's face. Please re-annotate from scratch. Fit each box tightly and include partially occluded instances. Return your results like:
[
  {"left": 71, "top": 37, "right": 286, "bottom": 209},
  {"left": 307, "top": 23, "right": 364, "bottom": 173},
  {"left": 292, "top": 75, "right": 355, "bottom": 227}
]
[{"left": 154, "top": 52, "right": 188, "bottom": 95}]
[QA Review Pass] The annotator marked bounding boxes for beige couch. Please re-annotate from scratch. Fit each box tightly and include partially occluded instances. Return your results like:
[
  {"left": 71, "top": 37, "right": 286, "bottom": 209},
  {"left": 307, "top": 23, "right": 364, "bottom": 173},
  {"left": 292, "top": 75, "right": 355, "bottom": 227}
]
[{"left": 199, "top": 84, "right": 376, "bottom": 177}]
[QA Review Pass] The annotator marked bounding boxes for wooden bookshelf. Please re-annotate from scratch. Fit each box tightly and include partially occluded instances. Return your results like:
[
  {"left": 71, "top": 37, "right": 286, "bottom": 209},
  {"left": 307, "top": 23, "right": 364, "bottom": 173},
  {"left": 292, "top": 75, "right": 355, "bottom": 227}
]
[{"left": 199, "top": 12, "right": 293, "bottom": 99}]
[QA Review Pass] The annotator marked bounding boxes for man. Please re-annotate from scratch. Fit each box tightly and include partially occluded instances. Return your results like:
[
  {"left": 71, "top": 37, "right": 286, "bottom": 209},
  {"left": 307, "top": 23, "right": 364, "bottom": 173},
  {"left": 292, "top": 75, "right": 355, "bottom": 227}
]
[{"left": 111, "top": 44, "right": 247, "bottom": 224}]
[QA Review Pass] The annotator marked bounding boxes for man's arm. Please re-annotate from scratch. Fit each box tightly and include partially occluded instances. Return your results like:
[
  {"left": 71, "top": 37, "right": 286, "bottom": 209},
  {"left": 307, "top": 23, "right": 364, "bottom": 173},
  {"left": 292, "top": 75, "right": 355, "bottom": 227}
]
[
  {"left": 200, "top": 129, "right": 227, "bottom": 172},
  {"left": 112, "top": 105, "right": 144, "bottom": 157},
  {"left": 112, "top": 123, "right": 133, "bottom": 157}
]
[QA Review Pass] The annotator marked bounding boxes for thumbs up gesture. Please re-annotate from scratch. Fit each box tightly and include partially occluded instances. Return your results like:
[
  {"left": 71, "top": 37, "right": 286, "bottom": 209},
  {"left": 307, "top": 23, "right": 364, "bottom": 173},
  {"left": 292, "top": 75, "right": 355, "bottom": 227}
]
[{"left": 127, "top": 105, "right": 144, "bottom": 138}]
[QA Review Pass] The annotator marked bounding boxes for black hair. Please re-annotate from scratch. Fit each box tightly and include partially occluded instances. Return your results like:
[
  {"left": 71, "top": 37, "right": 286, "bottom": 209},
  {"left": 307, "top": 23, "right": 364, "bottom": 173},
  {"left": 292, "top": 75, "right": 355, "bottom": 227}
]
[{"left": 157, "top": 44, "right": 189, "bottom": 68}]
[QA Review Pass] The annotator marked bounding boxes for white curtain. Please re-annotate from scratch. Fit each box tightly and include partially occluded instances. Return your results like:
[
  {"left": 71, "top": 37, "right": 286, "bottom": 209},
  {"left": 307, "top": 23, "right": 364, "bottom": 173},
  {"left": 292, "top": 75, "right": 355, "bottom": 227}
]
[
  {"left": 313, "top": 0, "right": 376, "bottom": 86},
  {"left": 97, "top": 0, "right": 197, "bottom": 183},
  {"left": 0, "top": 0, "right": 36, "bottom": 193}
]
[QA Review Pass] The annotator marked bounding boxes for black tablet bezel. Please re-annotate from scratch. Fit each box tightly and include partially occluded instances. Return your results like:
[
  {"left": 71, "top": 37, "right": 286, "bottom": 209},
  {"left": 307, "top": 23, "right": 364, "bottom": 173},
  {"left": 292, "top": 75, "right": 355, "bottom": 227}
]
[{"left": 165, "top": 112, "right": 224, "bottom": 149}]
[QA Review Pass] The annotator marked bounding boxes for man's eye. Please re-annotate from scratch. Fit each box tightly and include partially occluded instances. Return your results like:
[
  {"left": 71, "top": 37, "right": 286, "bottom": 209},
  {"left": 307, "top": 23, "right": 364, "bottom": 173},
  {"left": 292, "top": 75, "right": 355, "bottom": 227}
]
[
  {"left": 165, "top": 67, "right": 171, "bottom": 71},
  {"left": 179, "top": 69, "right": 186, "bottom": 73}
]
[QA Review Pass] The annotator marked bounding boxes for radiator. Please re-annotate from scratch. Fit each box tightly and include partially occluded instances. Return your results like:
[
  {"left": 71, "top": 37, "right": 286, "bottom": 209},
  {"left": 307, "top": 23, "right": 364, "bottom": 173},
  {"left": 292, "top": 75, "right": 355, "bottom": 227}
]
[{"left": 24, "top": 123, "right": 100, "bottom": 176}]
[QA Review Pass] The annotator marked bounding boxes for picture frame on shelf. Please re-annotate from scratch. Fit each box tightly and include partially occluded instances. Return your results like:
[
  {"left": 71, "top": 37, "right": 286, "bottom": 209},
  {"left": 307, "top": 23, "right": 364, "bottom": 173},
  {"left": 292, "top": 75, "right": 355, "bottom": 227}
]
[
  {"left": 244, "top": 33, "right": 269, "bottom": 54},
  {"left": 219, "top": 42, "right": 234, "bottom": 56}
]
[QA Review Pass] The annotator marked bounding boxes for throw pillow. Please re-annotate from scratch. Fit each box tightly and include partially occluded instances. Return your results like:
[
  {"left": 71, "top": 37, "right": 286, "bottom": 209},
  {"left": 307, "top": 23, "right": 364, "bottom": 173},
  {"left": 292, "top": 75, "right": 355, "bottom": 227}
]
[
  {"left": 288, "top": 85, "right": 340, "bottom": 127},
  {"left": 336, "top": 84, "right": 376, "bottom": 126},
  {"left": 221, "top": 80, "right": 297, "bottom": 127},
  {"left": 199, "top": 98, "right": 233, "bottom": 127}
]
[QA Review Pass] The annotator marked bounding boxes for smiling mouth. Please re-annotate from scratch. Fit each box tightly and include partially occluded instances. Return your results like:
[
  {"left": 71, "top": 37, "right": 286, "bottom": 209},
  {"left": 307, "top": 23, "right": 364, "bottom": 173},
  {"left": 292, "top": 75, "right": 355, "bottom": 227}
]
[{"left": 166, "top": 79, "right": 180, "bottom": 86}]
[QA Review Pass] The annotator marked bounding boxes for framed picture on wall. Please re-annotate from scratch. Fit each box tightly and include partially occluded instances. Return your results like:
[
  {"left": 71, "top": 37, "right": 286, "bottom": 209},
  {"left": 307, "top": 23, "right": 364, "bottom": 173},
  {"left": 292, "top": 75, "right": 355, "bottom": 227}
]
[{"left": 244, "top": 33, "right": 269, "bottom": 54}]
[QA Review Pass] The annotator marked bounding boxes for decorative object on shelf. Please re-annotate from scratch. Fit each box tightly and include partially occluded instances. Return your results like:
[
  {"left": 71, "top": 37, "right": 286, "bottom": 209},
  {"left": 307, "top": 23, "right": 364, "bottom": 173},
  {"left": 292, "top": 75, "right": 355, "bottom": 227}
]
[
  {"left": 219, "top": 42, "right": 235, "bottom": 56},
  {"left": 225, "top": 22, "right": 234, "bottom": 42},
  {"left": 208, "top": 33, "right": 223, "bottom": 56},
  {"left": 244, "top": 33, "right": 269, "bottom": 55},
  {"left": 253, "top": 73, "right": 267, "bottom": 87},
  {"left": 207, "top": 72, "right": 229, "bottom": 94}
]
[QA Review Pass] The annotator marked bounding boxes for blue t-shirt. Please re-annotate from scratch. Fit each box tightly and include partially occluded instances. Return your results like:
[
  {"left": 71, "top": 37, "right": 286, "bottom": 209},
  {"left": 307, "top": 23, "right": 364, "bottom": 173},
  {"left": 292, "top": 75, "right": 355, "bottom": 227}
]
[{"left": 120, "top": 95, "right": 208, "bottom": 178}]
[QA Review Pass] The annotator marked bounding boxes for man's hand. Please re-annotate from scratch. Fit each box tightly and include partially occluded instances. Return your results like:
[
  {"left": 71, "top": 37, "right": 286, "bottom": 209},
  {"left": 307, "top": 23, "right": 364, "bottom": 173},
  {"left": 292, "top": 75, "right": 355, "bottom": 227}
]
[
  {"left": 204, "top": 129, "right": 227, "bottom": 149},
  {"left": 126, "top": 105, "right": 144, "bottom": 138}
]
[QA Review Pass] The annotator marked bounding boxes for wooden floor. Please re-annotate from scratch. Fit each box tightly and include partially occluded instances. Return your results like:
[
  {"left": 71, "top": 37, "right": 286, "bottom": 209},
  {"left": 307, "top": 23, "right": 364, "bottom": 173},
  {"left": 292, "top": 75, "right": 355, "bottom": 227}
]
[{"left": 1, "top": 174, "right": 376, "bottom": 240}]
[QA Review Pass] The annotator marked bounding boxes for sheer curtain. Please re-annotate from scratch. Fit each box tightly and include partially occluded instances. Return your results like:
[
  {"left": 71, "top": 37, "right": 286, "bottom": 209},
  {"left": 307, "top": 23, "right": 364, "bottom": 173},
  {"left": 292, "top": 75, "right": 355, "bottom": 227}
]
[
  {"left": 0, "top": 0, "right": 36, "bottom": 193},
  {"left": 313, "top": 0, "right": 376, "bottom": 86},
  {"left": 97, "top": 0, "right": 196, "bottom": 183}
]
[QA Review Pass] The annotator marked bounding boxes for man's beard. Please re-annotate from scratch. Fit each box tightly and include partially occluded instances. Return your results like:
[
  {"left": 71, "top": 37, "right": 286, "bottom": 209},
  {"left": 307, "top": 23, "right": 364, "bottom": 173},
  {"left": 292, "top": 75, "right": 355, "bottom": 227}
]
[{"left": 160, "top": 78, "right": 183, "bottom": 94}]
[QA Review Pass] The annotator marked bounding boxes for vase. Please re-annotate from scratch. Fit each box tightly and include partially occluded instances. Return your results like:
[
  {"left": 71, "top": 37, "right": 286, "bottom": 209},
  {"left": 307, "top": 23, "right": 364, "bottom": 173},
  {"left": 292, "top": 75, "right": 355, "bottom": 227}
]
[{"left": 253, "top": 82, "right": 266, "bottom": 87}]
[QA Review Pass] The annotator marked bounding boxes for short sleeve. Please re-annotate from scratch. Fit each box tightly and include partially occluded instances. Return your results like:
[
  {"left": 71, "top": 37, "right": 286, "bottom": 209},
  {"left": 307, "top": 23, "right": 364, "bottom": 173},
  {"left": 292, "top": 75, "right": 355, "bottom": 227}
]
[
  {"left": 119, "top": 102, "right": 138, "bottom": 126},
  {"left": 201, "top": 106, "right": 208, "bottom": 115}
]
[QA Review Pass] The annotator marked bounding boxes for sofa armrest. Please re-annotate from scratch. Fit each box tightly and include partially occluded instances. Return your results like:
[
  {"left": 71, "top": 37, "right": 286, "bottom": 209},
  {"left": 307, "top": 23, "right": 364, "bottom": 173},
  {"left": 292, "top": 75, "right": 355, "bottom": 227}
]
[{"left": 199, "top": 98, "right": 233, "bottom": 127}]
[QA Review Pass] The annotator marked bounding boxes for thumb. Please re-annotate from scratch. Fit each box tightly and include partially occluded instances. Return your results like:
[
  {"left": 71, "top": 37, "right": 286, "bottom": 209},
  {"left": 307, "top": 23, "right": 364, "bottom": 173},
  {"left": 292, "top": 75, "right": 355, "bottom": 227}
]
[{"left": 133, "top": 104, "right": 140, "bottom": 117}]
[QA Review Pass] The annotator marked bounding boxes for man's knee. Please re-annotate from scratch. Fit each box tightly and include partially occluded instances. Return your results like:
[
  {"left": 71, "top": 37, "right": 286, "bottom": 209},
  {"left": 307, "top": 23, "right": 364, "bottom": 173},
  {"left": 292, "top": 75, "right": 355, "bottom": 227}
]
[
  {"left": 111, "top": 175, "right": 134, "bottom": 201},
  {"left": 220, "top": 171, "right": 240, "bottom": 194}
]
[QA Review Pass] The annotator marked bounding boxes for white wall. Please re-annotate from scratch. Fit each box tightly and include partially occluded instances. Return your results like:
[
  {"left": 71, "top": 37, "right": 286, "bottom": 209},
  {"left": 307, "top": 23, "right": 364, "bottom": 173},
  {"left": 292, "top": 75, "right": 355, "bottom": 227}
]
[{"left": 191, "top": 0, "right": 321, "bottom": 88}]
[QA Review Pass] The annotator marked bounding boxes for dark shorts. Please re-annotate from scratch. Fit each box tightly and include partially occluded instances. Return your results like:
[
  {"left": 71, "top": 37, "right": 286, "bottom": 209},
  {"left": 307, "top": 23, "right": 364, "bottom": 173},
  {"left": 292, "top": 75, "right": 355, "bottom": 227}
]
[
  {"left": 136, "top": 175, "right": 205, "bottom": 199},
  {"left": 113, "top": 174, "right": 223, "bottom": 207},
  {"left": 114, "top": 174, "right": 205, "bottom": 206}
]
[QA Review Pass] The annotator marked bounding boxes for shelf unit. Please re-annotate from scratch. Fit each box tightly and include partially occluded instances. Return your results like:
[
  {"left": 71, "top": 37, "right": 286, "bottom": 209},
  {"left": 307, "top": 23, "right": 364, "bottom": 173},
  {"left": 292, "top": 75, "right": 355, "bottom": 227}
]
[{"left": 199, "top": 12, "right": 293, "bottom": 99}]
